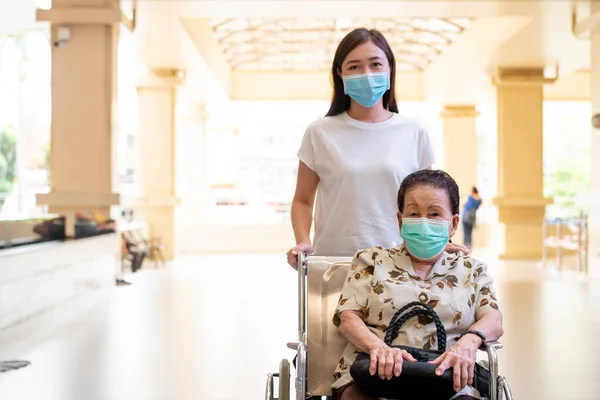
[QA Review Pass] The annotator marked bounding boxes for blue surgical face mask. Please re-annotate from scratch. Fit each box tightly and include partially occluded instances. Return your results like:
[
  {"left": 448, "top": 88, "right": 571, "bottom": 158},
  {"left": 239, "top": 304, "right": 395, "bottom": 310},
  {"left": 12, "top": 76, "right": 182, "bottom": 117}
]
[
  {"left": 400, "top": 217, "right": 450, "bottom": 261},
  {"left": 342, "top": 71, "right": 390, "bottom": 108}
]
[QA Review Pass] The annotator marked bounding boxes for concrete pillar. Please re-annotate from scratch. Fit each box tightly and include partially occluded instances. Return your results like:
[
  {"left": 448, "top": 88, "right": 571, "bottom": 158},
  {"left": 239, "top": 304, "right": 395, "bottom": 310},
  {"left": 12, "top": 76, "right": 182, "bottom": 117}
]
[
  {"left": 492, "top": 68, "right": 553, "bottom": 259},
  {"left": 174, "top": 105, "right": 209, "bottom": 254},
  {"left": 136, "top": 69, "right": 183, "bottom": 260},
  {"left": 590, "top": 3, "right": 600, "bottom": 267},
  {"left": 441, "top": 105, "right": 479, "bottom": 195},
  {"left": 35, "top": 0, "right": 123, "bottom": 234},
  {"left": 441, "top": 105, "right": 479, "bottom": 246}
]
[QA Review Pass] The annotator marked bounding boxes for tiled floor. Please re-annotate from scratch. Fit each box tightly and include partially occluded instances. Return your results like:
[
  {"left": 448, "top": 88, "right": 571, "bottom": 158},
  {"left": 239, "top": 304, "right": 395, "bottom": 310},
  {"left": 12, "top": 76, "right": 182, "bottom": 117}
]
[{"left": 0, "top": 253, "right": 598, "bottom": 400}]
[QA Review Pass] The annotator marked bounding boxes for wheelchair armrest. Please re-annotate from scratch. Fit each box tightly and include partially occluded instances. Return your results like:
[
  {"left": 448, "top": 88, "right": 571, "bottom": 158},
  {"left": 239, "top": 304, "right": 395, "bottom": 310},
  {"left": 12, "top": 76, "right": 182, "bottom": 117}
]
[
  {"left": 479, "top": 341, "right": 502, "bottom": 400},
  {"left": 484, "top": 341, "right": 503, "bottom": 351},
  {"left": 479, "top": 341, "right": 502, "bottom": 367}
]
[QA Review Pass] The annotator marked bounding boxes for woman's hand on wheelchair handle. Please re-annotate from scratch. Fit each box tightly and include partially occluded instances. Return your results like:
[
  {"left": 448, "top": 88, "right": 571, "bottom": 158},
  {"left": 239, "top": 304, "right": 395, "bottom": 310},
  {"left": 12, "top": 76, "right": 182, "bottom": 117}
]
[
  {"left": 368, "top": 343, "right": 416, "bottom": 380},
  {"left": 429, "top": 337, "right": 479, "bottom": 392},
  {"left": 286, "top": 242, "right": 312, "bottom": 269}
]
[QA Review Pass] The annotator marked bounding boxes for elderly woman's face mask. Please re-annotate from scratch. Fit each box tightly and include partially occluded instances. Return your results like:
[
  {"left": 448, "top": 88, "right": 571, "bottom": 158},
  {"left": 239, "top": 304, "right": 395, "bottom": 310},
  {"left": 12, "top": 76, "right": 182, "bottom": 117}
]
[
  {"left": 399, "top": 186, "right": 457, "bottom": 261},
  {"left": 401, "top": 218, "right": 449, "bottom": 261}
]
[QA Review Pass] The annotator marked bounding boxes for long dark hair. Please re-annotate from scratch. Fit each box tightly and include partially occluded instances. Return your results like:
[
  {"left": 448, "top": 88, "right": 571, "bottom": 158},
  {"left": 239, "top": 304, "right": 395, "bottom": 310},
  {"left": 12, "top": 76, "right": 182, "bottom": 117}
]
[{"left": 326, "top": 28, "right": 398, "bottom": 117}]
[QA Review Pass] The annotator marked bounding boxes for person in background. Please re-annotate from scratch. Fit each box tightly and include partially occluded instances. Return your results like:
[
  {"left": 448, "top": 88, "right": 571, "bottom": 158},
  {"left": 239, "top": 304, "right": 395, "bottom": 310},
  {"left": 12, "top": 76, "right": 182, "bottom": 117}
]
[
  {"left": 121, "top": 233, "right": 147, "bottom": 273},
  {"left": 75, "top": 211, "right": 116, "bottom": 237},
  {"left": 462, "top": 187, "right": 482, "bottom": 250},
  {"left": 33, "top": 216, "right": 66, "bottom": 241}
]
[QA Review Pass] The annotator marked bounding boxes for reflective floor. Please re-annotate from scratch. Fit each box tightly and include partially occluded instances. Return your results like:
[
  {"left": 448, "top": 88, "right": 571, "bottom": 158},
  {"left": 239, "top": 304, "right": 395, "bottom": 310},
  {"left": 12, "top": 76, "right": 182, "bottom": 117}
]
[{"left": 0, "top": 253, "right": 598, "bottom": 400}]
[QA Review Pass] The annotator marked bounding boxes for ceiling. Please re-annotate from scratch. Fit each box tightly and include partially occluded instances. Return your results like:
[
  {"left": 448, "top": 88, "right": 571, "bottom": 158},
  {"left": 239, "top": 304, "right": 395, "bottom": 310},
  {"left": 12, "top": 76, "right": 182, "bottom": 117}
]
[{"left": 209, "top": 18, "right": 472, "bottom": 71}]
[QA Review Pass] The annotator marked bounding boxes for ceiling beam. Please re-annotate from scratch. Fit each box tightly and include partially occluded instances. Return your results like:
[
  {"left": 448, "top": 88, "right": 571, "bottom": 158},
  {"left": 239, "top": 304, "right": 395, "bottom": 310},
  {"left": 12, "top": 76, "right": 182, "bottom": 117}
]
[
  {"left": 180, "top": 18, "right": 233, "bottom": 96},
  {"left": 423, "top": 16, "right": 533, "bottom": 103}
]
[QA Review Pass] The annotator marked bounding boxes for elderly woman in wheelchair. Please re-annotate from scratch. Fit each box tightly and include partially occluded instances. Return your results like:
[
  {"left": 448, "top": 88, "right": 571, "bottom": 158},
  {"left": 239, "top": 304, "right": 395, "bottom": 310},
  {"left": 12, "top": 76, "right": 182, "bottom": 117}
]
[
  {"left": 332, "top": 170, "right": 504, "bottom": 400},
  {"left": 267, "top": 170, "right": 511, "bottom": 400}
]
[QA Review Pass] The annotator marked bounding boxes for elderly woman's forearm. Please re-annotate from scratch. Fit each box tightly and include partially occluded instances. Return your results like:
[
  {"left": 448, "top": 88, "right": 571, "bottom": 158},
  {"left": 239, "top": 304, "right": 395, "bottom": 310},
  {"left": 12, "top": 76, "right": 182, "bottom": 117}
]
[
  {"left": 468, "top": 309, "right": 503, "bottom": 342},
  {"left": 338, "top": 311, "right": 384, "bottom": 354}
]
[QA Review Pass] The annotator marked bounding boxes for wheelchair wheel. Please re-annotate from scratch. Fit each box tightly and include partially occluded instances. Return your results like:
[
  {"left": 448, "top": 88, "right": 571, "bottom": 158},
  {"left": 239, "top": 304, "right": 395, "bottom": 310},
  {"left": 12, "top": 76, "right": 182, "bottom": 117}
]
[
  {"left": 278, "top": 359, "right": 290, "bottom": 400},
  {"left": 498, "top": 375, "right": 513, "bottom": 400}
]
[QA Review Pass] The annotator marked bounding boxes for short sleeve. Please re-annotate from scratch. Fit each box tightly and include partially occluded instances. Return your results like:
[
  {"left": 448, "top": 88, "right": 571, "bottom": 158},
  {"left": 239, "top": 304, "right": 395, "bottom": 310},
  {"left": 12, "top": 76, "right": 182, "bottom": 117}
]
[
  {"left": 297, "top": 127, "right": 316, "bottom": 171},
  {"left": 332, "top": 250, "right": 375, "bottom": 327},
  {"left": 418, "top": 127, "right": 436, "bottom": 169},
  {"left": 472, "top": 261, "right": 500, "bottom": 319}
]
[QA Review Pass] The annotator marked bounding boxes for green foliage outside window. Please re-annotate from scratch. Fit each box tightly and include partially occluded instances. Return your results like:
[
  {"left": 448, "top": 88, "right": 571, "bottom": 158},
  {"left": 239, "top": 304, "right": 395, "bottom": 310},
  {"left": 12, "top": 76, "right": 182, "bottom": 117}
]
[
  {"left": 0, "top": 127, "right": 17, "bottom": 206},
  {"left": 543, "top": 101, "right": 591, "bottom": 219}
]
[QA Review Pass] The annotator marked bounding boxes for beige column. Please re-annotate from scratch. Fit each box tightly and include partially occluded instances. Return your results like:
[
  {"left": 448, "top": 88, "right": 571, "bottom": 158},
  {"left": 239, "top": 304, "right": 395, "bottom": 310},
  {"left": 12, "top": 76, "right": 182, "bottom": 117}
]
[
  {"left": 35, "top": 1, "right": 127, "bottom": 234},
  {"left": 492, "top": 68, "right": 553, "bottom": 260},
  {"left": 440, "top": 105, "right": 479, "bottom": 195},
  {"left": 136, "top": 69, "right": 183, "bottom": 260},
  {"left": 590, "top": 5, "right": 600, "bottom": 265},
  {"left": 440, "top": 105, "right": 479, "bottom": 246}
]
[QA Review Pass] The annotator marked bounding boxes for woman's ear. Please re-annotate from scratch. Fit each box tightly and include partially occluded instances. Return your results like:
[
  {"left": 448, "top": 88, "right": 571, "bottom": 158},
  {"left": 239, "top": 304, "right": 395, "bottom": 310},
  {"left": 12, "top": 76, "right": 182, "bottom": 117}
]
[
  {"left": 397, "top": 212, "right": 403, "bottom": 231},
  {"left": 449, "top": 214, "right": 459, "bottom": 238}
]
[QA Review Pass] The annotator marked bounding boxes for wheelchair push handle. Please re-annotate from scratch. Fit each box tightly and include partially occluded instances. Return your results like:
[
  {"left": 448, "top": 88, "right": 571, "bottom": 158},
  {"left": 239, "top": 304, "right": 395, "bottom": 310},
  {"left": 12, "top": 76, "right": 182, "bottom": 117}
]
[{"left": 297, "top": 252, "right": 308, "bottom": 342}]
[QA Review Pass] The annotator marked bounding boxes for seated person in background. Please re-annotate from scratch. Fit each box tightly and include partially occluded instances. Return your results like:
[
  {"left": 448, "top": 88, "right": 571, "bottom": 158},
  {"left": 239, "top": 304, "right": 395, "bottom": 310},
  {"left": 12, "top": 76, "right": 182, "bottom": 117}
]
[
  {"left": 121, "top": 233, "right": 146, "bottom": 273},
  {"left": 75, "top": 211, "right": 116, "bottom": 237},
  {"left": 33, "top": 216, "right": 66, "bottom": 241},
  {"left": 331, "top": 170, "right": 503, "bottom": 400}
]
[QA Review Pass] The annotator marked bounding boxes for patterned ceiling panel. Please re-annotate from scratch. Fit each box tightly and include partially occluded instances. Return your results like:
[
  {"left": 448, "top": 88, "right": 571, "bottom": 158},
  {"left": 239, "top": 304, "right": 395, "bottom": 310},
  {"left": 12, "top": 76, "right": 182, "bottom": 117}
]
[{"left": 209, "top": 18, "right": 472, "bottom": 71}]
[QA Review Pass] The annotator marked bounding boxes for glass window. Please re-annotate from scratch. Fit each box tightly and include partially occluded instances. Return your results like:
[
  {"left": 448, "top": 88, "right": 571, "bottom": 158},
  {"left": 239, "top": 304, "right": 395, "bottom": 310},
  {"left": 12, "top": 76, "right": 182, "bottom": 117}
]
[
  {"left": 543, "top": 100, "right": 592, "bottom": 219},
  {"left": 0, "top": 29, "right": 51, "bottom": 217},
  {"left": 202, "top": 100, "right": 441, "bottom": 226},
  {"left": 203, "top": 100, "right": 325, "bottom": 225}
]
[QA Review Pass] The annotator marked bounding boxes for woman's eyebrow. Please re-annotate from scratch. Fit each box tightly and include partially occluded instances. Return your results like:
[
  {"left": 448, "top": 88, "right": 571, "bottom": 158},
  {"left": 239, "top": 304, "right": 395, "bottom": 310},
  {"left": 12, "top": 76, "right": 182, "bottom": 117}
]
[{"left": 344, "top": 56, "right": 384, "bottom": 65}]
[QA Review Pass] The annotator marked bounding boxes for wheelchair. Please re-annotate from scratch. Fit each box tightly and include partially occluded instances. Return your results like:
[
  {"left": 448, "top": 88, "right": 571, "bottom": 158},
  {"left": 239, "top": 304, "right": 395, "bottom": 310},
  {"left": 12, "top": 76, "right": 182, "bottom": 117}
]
[{"left": 265, "top": 253, "right": 513, "bottom": 400}]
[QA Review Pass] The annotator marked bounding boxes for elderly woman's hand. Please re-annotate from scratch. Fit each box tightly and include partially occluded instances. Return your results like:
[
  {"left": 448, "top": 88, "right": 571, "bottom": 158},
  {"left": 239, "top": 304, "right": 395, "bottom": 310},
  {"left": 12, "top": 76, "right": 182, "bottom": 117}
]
[
  {"left": 428, "top": 335, "right": 480, "bottom": 392},
  {"left": 368, "top": 342, "right": 417, "bottom": 380}
]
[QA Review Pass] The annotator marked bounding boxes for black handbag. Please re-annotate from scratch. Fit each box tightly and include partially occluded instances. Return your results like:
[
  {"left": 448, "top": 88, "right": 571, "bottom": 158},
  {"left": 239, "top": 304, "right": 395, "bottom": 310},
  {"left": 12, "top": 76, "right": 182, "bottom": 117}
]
[{"left": 349, "top": 301, "right": 490, "bottom": 399}]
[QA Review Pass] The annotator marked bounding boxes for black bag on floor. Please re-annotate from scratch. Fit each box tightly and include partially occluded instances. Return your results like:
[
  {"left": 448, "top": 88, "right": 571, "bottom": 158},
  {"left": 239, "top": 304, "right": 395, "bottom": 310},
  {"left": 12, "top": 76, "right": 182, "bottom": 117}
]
[{"left": 349, "top": 301, "right": 490, "bottom": 400}]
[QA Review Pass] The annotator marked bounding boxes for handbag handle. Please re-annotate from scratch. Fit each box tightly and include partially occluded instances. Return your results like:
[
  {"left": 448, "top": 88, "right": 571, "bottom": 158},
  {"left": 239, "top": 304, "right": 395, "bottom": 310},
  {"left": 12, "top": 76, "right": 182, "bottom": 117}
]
[{"left": 384, "top": 301, "right": 447, "bottom": 352}]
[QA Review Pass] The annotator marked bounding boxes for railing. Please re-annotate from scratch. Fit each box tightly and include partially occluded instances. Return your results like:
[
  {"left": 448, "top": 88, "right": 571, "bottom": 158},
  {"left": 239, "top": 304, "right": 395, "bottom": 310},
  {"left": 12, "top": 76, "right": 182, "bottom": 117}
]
[{"left": 542, "top": 210, "right": 588, "bottom": 273}]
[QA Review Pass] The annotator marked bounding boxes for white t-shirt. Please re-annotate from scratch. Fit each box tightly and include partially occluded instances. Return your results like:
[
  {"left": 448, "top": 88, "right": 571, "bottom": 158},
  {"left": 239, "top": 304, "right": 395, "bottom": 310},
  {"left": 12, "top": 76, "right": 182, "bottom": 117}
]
[{"left": 297, "top": 111, "right": 435, "bottom": 256}]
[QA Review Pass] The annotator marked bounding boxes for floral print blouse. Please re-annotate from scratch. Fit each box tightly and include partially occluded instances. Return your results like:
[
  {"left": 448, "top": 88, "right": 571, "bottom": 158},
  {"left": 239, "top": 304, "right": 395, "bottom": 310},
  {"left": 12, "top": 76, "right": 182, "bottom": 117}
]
[{"left": 331, "top": 245, "right": 500, "bottom": 394}]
